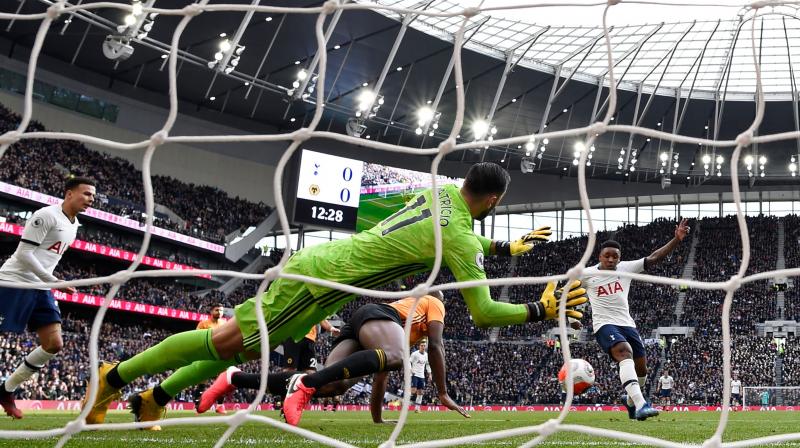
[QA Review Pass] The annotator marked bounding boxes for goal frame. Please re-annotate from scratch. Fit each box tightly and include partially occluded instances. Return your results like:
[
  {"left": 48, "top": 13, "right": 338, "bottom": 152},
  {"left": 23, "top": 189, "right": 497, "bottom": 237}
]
[{"left": 742, "top": 386, "right": 800, "bottom": 408}]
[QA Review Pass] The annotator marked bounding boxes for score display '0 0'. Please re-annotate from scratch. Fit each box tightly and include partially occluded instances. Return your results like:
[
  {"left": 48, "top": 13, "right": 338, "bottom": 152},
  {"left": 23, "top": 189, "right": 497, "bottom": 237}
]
[{"left": 294, "top": 149, "right": 363, "bottom": 231}]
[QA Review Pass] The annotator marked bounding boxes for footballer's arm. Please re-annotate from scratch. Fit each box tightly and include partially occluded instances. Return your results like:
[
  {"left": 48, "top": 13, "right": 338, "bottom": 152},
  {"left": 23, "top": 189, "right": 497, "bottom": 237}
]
[
  {"left": 475, "top": 226, "right": 552, "bottom": 257},
  {"left": 644, "top": 218, "right": 690, "bottom": 270},
  {"left": 426, "top": 321, "right": 469, "bottom": 418},
  {"left": 370, "top": 372, "right": 390, "bottom": 424}
]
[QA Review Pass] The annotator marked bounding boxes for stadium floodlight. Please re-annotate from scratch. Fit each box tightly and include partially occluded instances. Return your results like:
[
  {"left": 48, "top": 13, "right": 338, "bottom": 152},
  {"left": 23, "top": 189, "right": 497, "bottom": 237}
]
[
  {"left": 572, "top": 142, "right": 585, "bottom": 165},
  {"left": 524, "top": 140, "right": 535, "bottom": 155},
  {"left": 353, "top": 90, "right": 383, "bottom": 119},
  {"left": 105, "top": 0, "right": 156, "bottom": 61},
  {"left": 759, "top": 156, "right": 767, "bottom": 165},
  {"left": 209, "top": 37, "right": 245, "bottom": 73},
  {"left": 472, "top": 120, "right": 490, "bottom": 141},
  {"left": 415, "top": 106, "right": 441, "bottom": 136},
  {"left": 660, "top": 152, "right": 668, "bottom": 162},
  {"left": 716, "top": 155, "right": 724, "bottom": 164},
  {"left": 355, "top": 89, "right": 376, "bottom": 114},
  {"left": 208, "top": 0, "right": 257, "bottom": 74},
  {"left": 288, "top": 69, "right": 317, "bottom": 98},
  {"left": 790, "top": 162, "right": 797, "bottom": 176},
  {"left": 702, "top": 154, "right": 711, "bottom": 164},
  {"left": 417, "top": 106, "right": 434, "bottom": 125},
  {"left": 744, "top": 155, "right": 754, "bottom": 166}
]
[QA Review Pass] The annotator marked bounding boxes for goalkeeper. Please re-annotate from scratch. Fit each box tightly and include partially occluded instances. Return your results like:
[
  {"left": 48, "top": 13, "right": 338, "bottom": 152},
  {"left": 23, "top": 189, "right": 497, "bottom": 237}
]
[{"left": 82, "top": 162, "right": 588, "bottom": 427}]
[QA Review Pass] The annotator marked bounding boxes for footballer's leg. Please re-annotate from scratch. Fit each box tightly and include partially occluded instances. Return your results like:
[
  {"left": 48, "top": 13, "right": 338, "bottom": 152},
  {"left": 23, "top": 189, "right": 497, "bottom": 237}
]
[
  {"left": 610, "top": 339, "right": 657, "bottom": 421},
  {"left": 83, "top": 318, "right": 246, "bottom": 424},
  {"left": 1, "top": 291, "right": 64, "bottom": 420},
  {"left": 633, "top": 356, "right": 648, "bottom": 398},
  {"left": 200, "top": 337, "right": 362, "bottom": 412},
  {"left": 283, "top": 319, "right": 403, "bottom": 425}
]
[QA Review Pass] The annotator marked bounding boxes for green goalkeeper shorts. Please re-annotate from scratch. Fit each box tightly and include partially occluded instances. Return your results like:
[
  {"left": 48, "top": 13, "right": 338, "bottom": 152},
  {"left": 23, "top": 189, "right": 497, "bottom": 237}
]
[{"left": 235, "top": 277, "right": 347, "bottom": 353}]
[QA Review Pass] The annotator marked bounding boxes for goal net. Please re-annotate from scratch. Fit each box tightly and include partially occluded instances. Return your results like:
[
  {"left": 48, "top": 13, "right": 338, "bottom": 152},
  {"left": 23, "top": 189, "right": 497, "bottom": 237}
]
[
  {"left": 743, "top": 386, "right": 800, "bottom": 408},
  {"left": 0, "top": 1, "right": 799, "bottom": 448}
]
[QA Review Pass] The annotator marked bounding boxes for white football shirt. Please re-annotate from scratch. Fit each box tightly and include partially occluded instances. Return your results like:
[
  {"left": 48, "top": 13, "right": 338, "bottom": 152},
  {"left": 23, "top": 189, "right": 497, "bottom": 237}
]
[
  {"left": 582, "top": 258, "right": 645, "bottom": 332},
  {"left": 659, "top": 375, "right": 674, "bottom": 390},
  {"left": 0, "top": 204, "right": 79, "bottom": 288},
  {"left": 409, "top": 350, "right": 429, "bottom": 378},
  {"left": 731, "top": 379, "right": 742, "bottom": 394}
]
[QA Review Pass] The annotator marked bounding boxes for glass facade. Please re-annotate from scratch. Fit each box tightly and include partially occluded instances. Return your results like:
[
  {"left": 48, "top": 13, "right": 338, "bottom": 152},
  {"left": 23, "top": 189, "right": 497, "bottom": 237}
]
[
  {"left": 0, "top": 67, "right": 119, "bottom": 123},
  {"left": 260, "top": 199, "right": 800, "bottom": 250}
]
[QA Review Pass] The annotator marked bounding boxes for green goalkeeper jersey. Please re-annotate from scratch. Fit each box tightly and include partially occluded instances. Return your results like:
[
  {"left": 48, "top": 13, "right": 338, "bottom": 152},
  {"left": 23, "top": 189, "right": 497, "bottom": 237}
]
[
  {"left": 286, "top": 183, "right": 528, "bottom": 327},
  {"left": 236, "top": 183, "right": 529, "bottom": 350}
]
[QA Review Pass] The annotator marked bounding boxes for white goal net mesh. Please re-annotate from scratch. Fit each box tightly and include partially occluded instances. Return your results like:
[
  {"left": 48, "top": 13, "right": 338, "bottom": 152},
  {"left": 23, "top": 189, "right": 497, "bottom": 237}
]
[{"left": 0, "top": 1, "right": 797, "bottom": 447}]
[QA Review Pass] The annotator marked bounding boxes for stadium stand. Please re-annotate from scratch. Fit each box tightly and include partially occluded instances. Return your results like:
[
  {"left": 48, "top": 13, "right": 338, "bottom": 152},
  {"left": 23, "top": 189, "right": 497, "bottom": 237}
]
[{"left": 0, "top": 103, "right": 271, "bottom": 244}]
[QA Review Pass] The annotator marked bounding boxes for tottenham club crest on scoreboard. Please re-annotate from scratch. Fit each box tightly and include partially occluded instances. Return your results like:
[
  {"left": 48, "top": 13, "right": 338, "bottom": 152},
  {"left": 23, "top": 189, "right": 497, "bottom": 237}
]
[{"left": 294, "top": 149, "right": 363, "bottom": 231}]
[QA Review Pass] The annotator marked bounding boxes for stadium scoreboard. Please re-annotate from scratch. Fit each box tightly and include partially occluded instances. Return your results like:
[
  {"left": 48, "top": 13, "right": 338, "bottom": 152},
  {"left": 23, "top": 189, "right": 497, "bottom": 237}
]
[{"left": 293, "top": 149, "right": 363, "bottom": 232}]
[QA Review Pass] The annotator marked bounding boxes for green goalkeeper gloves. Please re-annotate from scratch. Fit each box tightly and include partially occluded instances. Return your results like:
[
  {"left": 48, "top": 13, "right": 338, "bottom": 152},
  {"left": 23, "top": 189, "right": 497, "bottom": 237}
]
[
  {"left": 509, "top": 226, "right": 552, "bottom": 256},
  {"left": 527, "top": 280, "right": 588, "bottom": 322}
]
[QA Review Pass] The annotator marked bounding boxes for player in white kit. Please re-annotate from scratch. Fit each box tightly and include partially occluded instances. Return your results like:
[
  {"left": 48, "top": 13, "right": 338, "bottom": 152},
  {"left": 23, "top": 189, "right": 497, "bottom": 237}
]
[
  {"left": 409, "top": 341, "right": 431, "bottom": 412},
  {"left": 657, "top": 370, "right": 674, "bottom": 405},
  {"left": 582, "top": 218, "right": 689, "bottom": 421},
  {"left": 731, "top": 374, "right": 742, "bottom": 406},
  {"left": 0, "top": 177, "right": 95, "bottom": 419}
]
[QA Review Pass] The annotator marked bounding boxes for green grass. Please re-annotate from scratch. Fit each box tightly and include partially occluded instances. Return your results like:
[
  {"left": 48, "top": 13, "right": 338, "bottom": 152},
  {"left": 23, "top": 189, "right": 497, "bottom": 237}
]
[
  {"left": 356, "top": 192, "right": 414, "bottom": 233},
  {"left": 3, "top": 410, "right": 800, "bottom": 447}
]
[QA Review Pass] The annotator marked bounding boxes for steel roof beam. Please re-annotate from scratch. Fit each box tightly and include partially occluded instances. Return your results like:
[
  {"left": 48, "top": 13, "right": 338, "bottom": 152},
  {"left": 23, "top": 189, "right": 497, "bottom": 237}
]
[
  {"left": 362, "top": 1, "right": 435, "bottom": 116},
  {"left": 674, "top": 21, "right": 720, "bottom": 137},
  {"left": 551, "top": 30, "right": 603, "bottom": 102},
  {"left": 59, "top": 0, "right": 82, "bottom": 35},
  {"left": 593, "top": 23, "right": 664, "bottom": 122},
  {"left": 623, "top": 22, "right": 694, "bottom": 172},
  {"left": 555, "top": 28, "right": 609, "bottom": 67},
  {"left": 782, "top": 17, "right": 800, "bottom": 159},
  {"left": 244, "top": 13, "right": 286, "bottom": 99},
  {"left": 293, "top": 1, "right": 347, "bottom": 100},
  {"left": 422, "top": 16, "right": 490, "bottom": 134}
]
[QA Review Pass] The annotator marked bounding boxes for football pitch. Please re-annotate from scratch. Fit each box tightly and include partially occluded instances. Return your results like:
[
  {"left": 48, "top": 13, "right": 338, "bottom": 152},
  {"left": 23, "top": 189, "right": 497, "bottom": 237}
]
[
  {"left": 3, "top": 411, "right": 800, "bottom": 447},
  {"left": 356, "top": 192, "right": 411, "bottom": 232}
]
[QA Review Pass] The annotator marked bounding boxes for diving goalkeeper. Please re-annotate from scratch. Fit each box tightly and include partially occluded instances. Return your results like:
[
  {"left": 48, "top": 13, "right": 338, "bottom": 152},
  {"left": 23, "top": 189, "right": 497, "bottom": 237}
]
[{"left": 82, "top": 162, "right": 588, "bottom": 427}]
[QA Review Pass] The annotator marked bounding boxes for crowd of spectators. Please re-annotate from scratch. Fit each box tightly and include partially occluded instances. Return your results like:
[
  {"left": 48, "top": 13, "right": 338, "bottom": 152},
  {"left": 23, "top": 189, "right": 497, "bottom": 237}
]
[
  {"left": 360, "top": 163, "right": 458, "bottom": 188},
  {"left": 658, "top": 336, "right": 776, "bottom": 405},
  {"left": 681, "top": 216, "right": 778, "bottom": 335},
  {"left": 0, "top": 309, "right": 787, "bottom": 407},
  {"left": 53, "top": 261, "right": 225, "bottom": 312},
  {"left": 499, "top": 219, "right": 690, "bottom": 340},
  {"left": 0, "top": 103, "right": 270, "bottom": 244},
  {"left": 1, "top": 208, "right": 224, "bottom": 270},
  {"left": 783, "top": 215, "right": 800, "bottom": 320}
]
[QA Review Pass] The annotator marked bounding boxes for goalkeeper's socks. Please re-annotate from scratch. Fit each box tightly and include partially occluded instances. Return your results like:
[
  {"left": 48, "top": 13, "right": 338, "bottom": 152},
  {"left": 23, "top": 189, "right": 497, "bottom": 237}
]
[
  {"left": 106, "top": 364, "right": 126, "bottom": 389},
  {"left": 5, "top": 346, "right": 55, "bottom": 392},
  {"left": 152, "top": 385, "right": 172, "bottom": 407},
  {"left": 115, "top": 330, "right": 220, "bottom": 385},
  {"left": 619, "top": 359, "right": 646, "bottom": 410},
  {"left": 302, "top": 349, "right": 386, "bottom": 389}
]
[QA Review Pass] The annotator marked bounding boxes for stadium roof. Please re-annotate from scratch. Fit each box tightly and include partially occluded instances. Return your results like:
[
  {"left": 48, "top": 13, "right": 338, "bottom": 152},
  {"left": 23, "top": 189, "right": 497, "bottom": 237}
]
[
  {"left": 1, "top": 1, "right": 800, "bottom": 189},
  {"left": 372, "top": 1, "right": 800, "bottom": 100}
]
